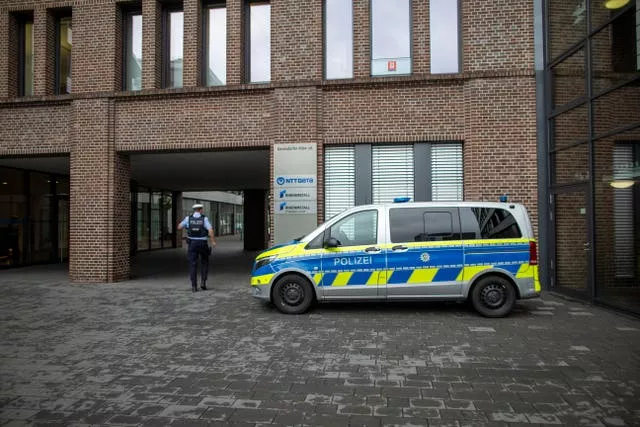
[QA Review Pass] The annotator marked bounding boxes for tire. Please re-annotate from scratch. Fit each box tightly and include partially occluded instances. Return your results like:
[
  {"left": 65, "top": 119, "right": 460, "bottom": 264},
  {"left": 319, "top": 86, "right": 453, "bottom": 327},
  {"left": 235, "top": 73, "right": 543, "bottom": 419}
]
[
  {"left": 470, "top": 275, "right": 516, "bottom": 318},
  {"left": 272, "top": 274, "right": 314, "bottom": 314}
]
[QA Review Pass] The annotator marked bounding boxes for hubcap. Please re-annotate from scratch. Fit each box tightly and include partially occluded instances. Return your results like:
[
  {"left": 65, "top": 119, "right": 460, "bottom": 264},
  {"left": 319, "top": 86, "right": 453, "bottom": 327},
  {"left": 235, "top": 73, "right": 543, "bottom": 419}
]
[
  {"left": 280, "top": 282, "right": 304, "bottom": 306},
  {"left": 480, "top": 283, "right": 506, "bottom": 309}
]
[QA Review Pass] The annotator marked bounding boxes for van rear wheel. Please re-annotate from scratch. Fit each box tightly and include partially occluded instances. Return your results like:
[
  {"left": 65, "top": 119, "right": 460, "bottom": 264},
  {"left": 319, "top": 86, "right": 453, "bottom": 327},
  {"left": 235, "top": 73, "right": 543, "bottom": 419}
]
[
  {"left": 470, "top": 275, "right": 516, "bottom": 318},
  {"left": 272, "top": 274, "right": 314, "bottom": 314}
]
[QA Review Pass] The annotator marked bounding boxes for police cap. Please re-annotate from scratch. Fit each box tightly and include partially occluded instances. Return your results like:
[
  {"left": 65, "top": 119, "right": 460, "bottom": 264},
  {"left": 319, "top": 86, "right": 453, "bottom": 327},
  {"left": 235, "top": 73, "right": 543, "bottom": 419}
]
[{"left": 192, "top": 203, "right": 204, "bottom": 209}]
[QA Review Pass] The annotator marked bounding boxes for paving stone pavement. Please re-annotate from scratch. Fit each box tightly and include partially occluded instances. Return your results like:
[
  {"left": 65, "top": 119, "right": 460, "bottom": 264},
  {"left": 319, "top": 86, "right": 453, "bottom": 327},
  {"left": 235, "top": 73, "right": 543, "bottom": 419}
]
[{"left": 1, "top": 238, "right": 640, "bottom": 427}]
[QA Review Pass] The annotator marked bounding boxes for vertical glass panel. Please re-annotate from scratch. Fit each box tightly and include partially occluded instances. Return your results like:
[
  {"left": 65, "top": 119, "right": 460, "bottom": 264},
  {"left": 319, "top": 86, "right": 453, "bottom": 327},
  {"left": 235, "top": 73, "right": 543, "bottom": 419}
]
[
  {"left": 250, "top": 3, "right": 271, "bottom": 83},
  {"left": 30, "top": 173, "right": 52, "bottom": 263},
  {"left": 168, "top": 11, "right": 183, "bottom": 88},
  {"left": 554, "top": 190, "right": 589, "bottom": 295},
  {"left": 0, "top": 168, "right": 26, "bottom": 267},
  {"left": 372, "top": 145, "right": 414, "bottom": 203},
  {"left": 593, "top": 82, "right": 640, "bottom": 137},
  {"left": 125, "top": 13, "right": 142, "bottom": 91},
  {"left": 325, "top": 0, "right": 353, "bottom": 79},
  {"left": 324, "top": 146, "right": 355, "bottom": 220},
  {"left": 551, "top": 103, "right": 589, "bottom": 149},
  {"left": 429, "top": 0, "right": 459, "bottom": 74},
  {"left": 162, "top": 192, "right": 173, "bottom": 248},
  {"left": 23, "top": 20, "right": 34, "bottom": 96},
  {"left": 552, "top": 142, "right": 590, "bottom": 185},
  {"left": 58, "top": 16, "right": 72, "bottom": 94},
  {"left": 206, "top": 6, "right": 227, "bottom": 86},
  {"left": 548, "top": 0, "right": 586, "bottom": 60},
  {"left": 137, "top": 190, "right": 150, "bottom": 250},
  {"left": 550, "top": 48, "right": 585, "bottom": 108},
  {"left": 371, "top": 0, "right": 411, "bottom": 76},
  {"left": 593, "top": 131, "right": 640, "bottom": 313},
  {"left": 151, "top": 192, "right": 162, "bottom": 249},
  {"left": 591, "top": 10, "right": 640, "bottom": 95},
  {"left": 590, "top": 0, "right": 635, "bottom": 31}
]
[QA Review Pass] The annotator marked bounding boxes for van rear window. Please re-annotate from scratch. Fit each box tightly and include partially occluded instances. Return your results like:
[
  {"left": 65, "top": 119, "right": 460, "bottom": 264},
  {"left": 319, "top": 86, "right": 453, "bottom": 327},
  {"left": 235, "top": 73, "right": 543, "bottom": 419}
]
[
  {"left": 460, "top": 207, "right": 522, "bottom": 239},
  {"left": 389, "top": 208, "right": 461, "bottom": 243}
]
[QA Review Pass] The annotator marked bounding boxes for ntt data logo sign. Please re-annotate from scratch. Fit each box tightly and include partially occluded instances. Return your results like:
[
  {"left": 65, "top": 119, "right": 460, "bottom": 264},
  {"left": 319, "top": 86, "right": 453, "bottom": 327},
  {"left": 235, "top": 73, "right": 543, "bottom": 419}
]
[{"left": 274, "top": 175, "right": 316, "bottom": 187}]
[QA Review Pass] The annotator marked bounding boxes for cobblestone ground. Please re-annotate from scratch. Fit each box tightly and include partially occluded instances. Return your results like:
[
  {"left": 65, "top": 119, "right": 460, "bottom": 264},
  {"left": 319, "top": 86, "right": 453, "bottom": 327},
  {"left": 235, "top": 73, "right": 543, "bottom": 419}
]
[{"left": 1, "top": 239, "right": 640, "bottom": 427}]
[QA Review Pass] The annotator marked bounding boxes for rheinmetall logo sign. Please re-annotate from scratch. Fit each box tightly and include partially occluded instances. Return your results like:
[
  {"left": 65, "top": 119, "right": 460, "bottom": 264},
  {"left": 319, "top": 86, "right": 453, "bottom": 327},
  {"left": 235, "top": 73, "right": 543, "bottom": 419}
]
[{"left": 275, "top": 176, "right": 315, "bottom": 186}]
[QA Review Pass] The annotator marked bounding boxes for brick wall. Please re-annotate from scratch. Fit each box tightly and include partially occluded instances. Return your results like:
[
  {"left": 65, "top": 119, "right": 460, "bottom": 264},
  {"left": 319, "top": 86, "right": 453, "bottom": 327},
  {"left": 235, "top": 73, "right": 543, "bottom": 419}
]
[{"left": 0, "top": 0, "right": 545, "bottom": 282}]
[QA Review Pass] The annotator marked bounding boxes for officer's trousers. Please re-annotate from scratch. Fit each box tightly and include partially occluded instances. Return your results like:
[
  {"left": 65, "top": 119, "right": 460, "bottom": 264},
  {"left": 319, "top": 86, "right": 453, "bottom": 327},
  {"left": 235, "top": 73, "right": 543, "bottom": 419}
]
[{"left": 188, "top": 239, "right": 209, "bottom": 287}]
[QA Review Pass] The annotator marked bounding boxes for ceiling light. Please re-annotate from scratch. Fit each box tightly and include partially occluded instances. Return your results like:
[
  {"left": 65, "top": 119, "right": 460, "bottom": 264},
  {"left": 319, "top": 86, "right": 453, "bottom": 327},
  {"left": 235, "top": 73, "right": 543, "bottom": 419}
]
[
  {"left": 1, "top": 182, "right": 7, "bottom": 185},
  {"left": 610, "top": 180, "right": 635, "bottom": 189},
  {"left": 604, "top": 0, "right": 630, "bottom": 9}
]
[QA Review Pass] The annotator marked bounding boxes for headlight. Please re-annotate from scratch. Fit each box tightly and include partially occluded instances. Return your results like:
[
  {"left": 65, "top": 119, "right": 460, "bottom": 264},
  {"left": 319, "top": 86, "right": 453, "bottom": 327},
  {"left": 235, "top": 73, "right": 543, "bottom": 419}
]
[{"left": 254, "top": 255, "right": 277, "bottom": 271}]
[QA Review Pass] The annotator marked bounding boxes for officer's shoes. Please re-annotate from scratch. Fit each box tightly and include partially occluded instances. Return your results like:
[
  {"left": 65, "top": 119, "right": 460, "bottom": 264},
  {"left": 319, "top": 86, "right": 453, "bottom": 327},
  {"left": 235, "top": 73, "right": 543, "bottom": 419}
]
[
  {"left": 200, "top": 284, "right": 207, "bottom": 291},
  {"left": 192, "top": 286, "right": 198, "bottom": 292}
]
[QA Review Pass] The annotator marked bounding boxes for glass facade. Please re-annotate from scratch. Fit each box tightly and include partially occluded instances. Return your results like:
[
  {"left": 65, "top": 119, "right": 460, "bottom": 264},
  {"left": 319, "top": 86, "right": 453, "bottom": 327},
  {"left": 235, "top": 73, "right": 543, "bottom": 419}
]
[
  {"left": 134, "top": 188, "right": 175, "bottom": 252},
  {"left": 0, "top": 167, "right": 69, "bottom": 268},
  {"left": 181, "top": 197, "right": 243, "bottom": 237},
  {"left": 546, "top": 0, "right": 640, "bottom": 313}
]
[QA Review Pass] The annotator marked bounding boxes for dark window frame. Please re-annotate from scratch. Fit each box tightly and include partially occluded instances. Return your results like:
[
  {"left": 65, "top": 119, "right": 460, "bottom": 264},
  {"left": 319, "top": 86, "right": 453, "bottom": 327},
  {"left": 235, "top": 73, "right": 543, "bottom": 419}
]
[
  {"left": 16, "top": 12, "right": 34, "bottom": 97},
  {"left": 161, "top": 1, "right": 184, "bottom": 89},
  {"left": 244, "top": 0, "right": 270, "bottom": 83},
  {"left": 202, "top": 0, "right": 227, "bottom": 86},
  {"left": 53, "top": 9, "right": 72, "bottom": 95},
  {"left": 122, "top": 4, "right": 143, "bottom": 91}
]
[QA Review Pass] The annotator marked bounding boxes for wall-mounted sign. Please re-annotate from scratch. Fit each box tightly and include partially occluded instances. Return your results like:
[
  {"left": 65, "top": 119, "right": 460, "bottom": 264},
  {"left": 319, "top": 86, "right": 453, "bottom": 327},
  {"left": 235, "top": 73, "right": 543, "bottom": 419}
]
[
  {"left": 274, "top": 175, "right": 316, "bottom": 187},
  {"left": 276, "top": 201, "right": 317, "bottom": 214},
  {"left": 276, "top": 187, "right": 317, "bottom": 201}
]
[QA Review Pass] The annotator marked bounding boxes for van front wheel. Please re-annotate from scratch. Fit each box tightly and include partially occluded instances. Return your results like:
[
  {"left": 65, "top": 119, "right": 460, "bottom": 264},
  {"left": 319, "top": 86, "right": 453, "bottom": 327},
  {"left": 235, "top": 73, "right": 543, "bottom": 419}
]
[
  {"left": 272, "top": 275, "right": 314, "bottom": 314},
  {"left": 470, "top": 275, "right": 516, "bottom": 318}
]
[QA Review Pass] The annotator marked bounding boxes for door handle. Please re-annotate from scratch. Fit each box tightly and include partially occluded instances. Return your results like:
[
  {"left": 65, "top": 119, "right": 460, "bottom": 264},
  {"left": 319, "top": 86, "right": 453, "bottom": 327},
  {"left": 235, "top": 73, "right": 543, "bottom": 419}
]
[
  {"left": 583, "top": 242, "right": 591, "bottom": 252},
  {"left": 392, "top": 245, "right": 408, "bottom": 252},
  {"left": 364, "top": 246, "right": 381, "bottom": 253}
]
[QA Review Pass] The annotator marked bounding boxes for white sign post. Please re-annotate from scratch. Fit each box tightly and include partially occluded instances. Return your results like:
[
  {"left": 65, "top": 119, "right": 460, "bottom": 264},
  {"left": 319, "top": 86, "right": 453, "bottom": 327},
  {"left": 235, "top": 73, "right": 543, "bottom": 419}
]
[{"left": 273, "top": 143, "right": 318, "bottom": 243}]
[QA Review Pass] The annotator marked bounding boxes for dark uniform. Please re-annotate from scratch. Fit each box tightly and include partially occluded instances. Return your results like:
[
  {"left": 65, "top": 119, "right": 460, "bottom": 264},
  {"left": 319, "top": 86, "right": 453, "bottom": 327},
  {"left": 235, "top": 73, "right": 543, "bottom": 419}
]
[{"left": 179, "top": 210, "right": 213, "bottom": 292}]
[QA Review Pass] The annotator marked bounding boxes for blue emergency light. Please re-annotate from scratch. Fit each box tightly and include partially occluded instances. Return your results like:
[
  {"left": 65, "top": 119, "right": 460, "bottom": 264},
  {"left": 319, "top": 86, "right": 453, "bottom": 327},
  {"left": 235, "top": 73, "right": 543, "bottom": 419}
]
[{"left": 393, "top": 197, "right": 411, "bottom": 203}]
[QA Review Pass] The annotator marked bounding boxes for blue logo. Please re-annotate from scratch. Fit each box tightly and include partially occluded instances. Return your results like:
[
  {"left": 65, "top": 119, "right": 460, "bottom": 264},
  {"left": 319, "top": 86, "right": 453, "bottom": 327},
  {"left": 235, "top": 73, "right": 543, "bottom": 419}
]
[
  {"left": 276, "top": 177, "right": 285, "bottom": 185},
  {"left": 279, "top": 202, "right": 287, "bottom": 211},
  {"left": 279, "top": 189, "right": 287, "bottom": 198}
]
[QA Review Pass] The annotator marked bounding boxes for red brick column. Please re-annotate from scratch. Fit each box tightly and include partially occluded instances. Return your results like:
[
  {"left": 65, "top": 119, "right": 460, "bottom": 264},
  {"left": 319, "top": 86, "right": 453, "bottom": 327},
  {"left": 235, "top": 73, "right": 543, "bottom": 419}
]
[
  {"left": 352, "top": 0, "right": 370, "bottom": 79},
  {"left": 70, "top": 99, "right": 131, "bottom": 283},
  {"left": 142, "top": 0, "right": 161, "bottom": 90},
  {"left": 227, "top": 0, "right": 243, "bottom": 85},
  {"left": 183, "top": 0, "right": 202, "bottom": 87},
  {"left": 412, "top": 0, "right": 429, "bottom": 75}
]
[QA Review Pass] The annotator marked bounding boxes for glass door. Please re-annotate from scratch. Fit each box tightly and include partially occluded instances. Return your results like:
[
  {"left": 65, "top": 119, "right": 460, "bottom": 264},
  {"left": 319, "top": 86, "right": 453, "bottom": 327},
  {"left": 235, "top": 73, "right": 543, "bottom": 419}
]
[
  {"left": 57, "top": 196, "right": 69, "bottom": 262},
  {"left": 552, "top": 187, "right": 592, "bottom": 297}
]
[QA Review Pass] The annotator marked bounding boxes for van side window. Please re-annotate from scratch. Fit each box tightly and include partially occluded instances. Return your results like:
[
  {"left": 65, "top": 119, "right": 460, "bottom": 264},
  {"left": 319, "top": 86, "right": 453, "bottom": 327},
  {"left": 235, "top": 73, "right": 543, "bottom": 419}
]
[
  {"left": 329, "top": 210, "right": 378, "bottom": 246},
  {"left": 389, "top": 208, "right": 460, "bottom": 243},
  {"left": 460, "top": 207, "right": 522, "bottom": 239}
]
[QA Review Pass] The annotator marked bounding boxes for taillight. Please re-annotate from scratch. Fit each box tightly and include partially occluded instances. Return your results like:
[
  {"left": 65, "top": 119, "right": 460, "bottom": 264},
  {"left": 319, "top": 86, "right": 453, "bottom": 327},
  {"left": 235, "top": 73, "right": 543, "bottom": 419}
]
[{"left": 529, "top": 240, "right": 538, "bottom": 265}]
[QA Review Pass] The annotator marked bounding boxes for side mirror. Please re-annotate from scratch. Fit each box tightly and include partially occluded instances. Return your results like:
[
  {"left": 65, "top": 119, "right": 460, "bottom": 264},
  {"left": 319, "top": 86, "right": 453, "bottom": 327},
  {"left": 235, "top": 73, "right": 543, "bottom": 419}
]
[{"left": 324, "top": 237, "right": 339, "bottom": 248}]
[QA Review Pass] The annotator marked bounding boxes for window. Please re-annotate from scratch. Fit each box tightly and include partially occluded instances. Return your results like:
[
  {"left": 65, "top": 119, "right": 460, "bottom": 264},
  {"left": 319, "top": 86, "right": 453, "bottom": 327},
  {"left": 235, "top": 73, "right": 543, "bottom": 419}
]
[
  {"left": 460, "top": 207, "right": 522, "bottom": 240},
  {"left": 324, "top": 146, "right": 355, "bottom": 219},
  {"left": 371, "top": 0, "right": 411, "bottom": 76},
  {"left": 163, "top": 6, "right": 184, "bottom": 88},
  {"left": 248, "top": 1, "right": 270, "bottom": 83},
  {"left": 431, "top": 143, "right": 463, "bottom": 201},
  {"left": 124, "top": 11, "right": 142, "bottom": 91},
  {"left": 56, "top": 15, "right": 72, "bottom": 94},
  {"left": 389, "top": 208, "right": 459, "bottom": 243},
  {"left": 18, "top": 15, "right": 34, "bottom": 96},
  {"left": 429, "top": 0, "right": 460, "bottom": 74},
  {"left": 204, "top": 3, "right": 227, "bottom": 86},
  {"left": 324, "top": 0, "right": 353, "bottom": 79},
  {"left": 372, "top": 145, "right": 414, "bottom": 203},
  {"left": 329, "top": 210, "right": 378, "bottom": 247}
]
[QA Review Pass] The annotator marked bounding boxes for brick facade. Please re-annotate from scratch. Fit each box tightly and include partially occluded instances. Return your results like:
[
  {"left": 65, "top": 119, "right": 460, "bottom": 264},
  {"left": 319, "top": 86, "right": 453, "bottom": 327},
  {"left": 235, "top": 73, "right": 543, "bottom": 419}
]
[{"left": 1, "top": 0, "right": 539, "bottom": 283}]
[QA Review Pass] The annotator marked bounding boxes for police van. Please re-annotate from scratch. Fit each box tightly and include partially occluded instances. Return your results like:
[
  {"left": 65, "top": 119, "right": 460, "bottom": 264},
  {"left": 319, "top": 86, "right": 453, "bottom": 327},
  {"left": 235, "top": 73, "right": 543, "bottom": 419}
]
[{"left": 251, "top": 201, "right": 540, "bottom": 317}]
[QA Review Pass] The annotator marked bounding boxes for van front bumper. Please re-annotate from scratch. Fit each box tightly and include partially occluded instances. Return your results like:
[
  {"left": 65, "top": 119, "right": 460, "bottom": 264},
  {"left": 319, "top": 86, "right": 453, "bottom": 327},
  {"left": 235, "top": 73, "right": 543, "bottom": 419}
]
[{"left": 251, "top": 284, "right": 271, "bottom": 301}]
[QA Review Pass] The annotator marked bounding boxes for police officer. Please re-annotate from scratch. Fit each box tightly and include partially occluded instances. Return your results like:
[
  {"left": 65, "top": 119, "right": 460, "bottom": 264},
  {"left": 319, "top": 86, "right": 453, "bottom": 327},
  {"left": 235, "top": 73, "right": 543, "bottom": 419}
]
[{"left": 177, "top": 203, "right": 216, "bottom": 292}]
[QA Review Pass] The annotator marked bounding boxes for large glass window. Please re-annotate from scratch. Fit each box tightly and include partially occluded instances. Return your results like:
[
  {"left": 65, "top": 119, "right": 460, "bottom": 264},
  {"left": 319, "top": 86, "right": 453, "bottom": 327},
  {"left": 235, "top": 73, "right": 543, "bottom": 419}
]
[
  {"left": 164, "top": 8, "right": 184, "bottom": 88},
  {"left": 372, "top": 145, "right": 414, "bottom": 203},
  {"left": 124, "top": 11, "right": 142, "bottom": 91},
  {"left": 431, "top": 143, "right": 463, "bottom": 201},
  {"left": 547, "top": 0, "right": 586, "bottom": 60},
  {"left": 429, "top": 0, "right": 460, "bottom": 74},
  {"left": 57, "top": 15, "right": 72, "bottom": 94},
  {"left": 18, "top": 16, "right": 34, "bottom": 96},
  {"left": 324, "top": 0, "right": 353, "bottom": 79},
  {"left": 248, "top": 2, "right": 271, "bottom": 83},
  {"left": 137, "top": 190, "right": 150, "bottom": 250},
  {"left": 389, "top": 208, "right": 459, "bottom": 243},
  {"left": 205, "top": 4, "right": 227, "bottom": 86},
  {"left": 30, "top": 173, "right": 53, "bottom": 263},
  {"left": 371, "top": 0, "right": 411, "bottom": 76},
  {"left": 550, "top": 48, "right": 586, "bottom": 108},
  {"left": 0, "top": 169, "right": 26, "bottom": 267}
]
